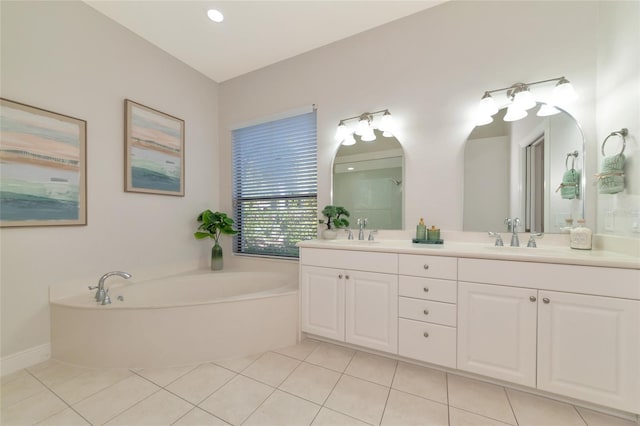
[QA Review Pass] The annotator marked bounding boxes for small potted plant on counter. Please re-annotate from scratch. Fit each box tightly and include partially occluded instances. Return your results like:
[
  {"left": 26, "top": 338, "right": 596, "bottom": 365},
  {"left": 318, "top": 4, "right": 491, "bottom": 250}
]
[
  {"left": 319, "top": 205, "right": 350, "bottom": 239},
  {"left": 194, "top": 210, "right": 238, "bottom": 270}
]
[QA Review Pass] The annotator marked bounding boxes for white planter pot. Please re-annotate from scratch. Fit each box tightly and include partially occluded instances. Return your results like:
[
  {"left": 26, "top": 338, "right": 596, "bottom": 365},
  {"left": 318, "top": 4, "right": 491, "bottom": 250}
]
[{"left": 321, "top": 229, "right": 338, "bottom": 240}]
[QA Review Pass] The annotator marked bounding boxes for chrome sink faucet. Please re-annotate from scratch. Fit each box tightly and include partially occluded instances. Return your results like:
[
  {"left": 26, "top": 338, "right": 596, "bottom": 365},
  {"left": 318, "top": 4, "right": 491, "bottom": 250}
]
[
  {"left": 89, "top": 271, "right": 132, "bottom": 305},
  {"left": 509, "top": 217, "right": 521, "bottom": 247},
  {"left": 357, "top": 218, "right": 368, "bottom": 240}
]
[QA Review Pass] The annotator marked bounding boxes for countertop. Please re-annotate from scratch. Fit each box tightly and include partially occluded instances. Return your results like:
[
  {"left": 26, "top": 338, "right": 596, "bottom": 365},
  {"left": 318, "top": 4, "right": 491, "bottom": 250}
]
[{"left": 298, "top": 239, "right": 640, "bottom": 270}]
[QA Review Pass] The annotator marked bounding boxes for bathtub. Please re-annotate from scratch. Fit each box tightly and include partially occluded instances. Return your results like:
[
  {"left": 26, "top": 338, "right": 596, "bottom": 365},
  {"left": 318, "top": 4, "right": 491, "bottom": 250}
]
[{"left": 50, "top": 271, "right": 299, "bottom": 368}]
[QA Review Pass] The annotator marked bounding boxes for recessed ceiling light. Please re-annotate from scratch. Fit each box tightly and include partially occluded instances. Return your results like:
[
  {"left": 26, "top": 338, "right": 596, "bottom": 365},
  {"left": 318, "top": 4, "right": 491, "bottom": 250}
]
[{"left": 207, "top": 9, "right": 224, "bottom": 23}]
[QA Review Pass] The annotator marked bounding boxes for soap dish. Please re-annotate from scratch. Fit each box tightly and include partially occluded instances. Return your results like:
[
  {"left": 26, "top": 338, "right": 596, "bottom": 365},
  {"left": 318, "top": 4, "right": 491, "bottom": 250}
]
[{"left": 412, "top": 238, "right": 444, "bottom": 244}]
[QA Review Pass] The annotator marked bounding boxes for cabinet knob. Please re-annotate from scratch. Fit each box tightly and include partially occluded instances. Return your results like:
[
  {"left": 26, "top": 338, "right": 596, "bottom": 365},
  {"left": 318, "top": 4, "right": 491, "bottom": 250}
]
[
  {"left": 543, "top": 298, "right": 550, "bottom": 304},
  {"left": 338, "top": 274, "right": 343, "bottom": 279},
  {"left": 423, "top": 309, "right": 429, "bottom": 315},
  {"left": 345, "top": 275, "right": 350, "bottom": 280},
  {"left": 529, "top": 296, "right": 537, "bottom": 302},
  {"left": 423, "top": 287, "right": 429, "bottom": 293},
  {"left": 423, "top": 332, "right": 429, "bottom": 338},
  {"left": 423, "top": 264, "right": 429, "bottom": 270}
]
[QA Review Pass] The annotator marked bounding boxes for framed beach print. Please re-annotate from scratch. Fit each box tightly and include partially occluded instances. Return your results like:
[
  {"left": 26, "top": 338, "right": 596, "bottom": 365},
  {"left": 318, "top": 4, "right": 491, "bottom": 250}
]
[
  {"left": 124, "top": 99, "right": 185, "bottom": 196},
  {"left": 0, "top": 98, "right": 87, "bottom": 227}
]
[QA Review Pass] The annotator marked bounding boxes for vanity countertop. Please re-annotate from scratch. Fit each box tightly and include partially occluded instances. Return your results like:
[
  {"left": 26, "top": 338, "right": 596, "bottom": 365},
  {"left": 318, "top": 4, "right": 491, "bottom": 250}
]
[{"left": 298, "top": 239, "right": 640, "bottom": 270}]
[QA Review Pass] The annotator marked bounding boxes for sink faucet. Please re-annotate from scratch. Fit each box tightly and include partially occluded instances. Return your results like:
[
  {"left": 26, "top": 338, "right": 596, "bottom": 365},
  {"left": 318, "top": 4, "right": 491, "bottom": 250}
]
[
  {"left": 510, "top": 218, "right": 521, "bottom": 247},
  {"left": 89, "top": 271, "right": 132, "bottom": 305},
  {"left": 357, "top": 218, "right": 368, "bottom": 240}
]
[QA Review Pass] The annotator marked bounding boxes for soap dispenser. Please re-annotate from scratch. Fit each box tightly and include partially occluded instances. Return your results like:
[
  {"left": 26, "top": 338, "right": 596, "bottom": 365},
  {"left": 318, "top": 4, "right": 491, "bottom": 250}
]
[
  {"left": 416, "top": 218, "right": 427, "bottom": 240},
  {"left": 570, "top": 219, "right": 592, "bottom": 250}
]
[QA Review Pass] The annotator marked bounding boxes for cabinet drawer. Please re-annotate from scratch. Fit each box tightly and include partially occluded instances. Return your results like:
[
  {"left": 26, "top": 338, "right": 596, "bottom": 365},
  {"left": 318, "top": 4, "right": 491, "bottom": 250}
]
[
  {"left": 398, "top": 318, "right": 456, "bottom": 368},
  {"left": 399, "top": 254, "right": 457, "bottom": 280},
  {"left": 398, "top": 276, "right": 456, "bottom": 303},
  {"left": 399, "top": 297, "right": 456, "bottom": 327},
  {"left": 300, "top": 248, "right": 398, "bottom": 274}
]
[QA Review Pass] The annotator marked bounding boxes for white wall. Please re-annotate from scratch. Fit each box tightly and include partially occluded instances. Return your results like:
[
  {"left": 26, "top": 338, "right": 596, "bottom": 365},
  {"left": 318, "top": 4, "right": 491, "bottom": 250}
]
[
  {"left": 218, "top": 1, "right": 599, "bottom": 242},
  {"left": 0, "top": 2, "right": 219, "bottom": 359},
  {"left": 596, "top": 1, "right": 640, "bottom": 238}
]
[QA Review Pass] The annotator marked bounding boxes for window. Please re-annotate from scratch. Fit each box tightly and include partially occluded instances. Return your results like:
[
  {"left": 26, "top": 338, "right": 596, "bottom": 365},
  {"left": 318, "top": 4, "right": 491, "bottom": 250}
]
[{"left": 232, "top": 108, "right": 317, "bottom": 258}]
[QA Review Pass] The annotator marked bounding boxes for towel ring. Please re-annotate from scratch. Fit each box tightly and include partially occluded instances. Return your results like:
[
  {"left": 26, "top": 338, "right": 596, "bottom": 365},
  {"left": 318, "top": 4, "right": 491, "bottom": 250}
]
[
  {"left": 601, "top": 128, "right": 628, "bottom": 156},
  {"left": 565, "top": 151, "right": 578, "bottom": 170}
]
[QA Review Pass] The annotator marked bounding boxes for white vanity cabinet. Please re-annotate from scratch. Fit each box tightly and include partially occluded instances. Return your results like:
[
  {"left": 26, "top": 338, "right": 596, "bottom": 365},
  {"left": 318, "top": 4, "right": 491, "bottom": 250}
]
[
  {"left": 300, "top": 248, "right": 399, "bottom": 353},
  {"left": 458, "top": 258, "right": 640, "bottom": 413},
  {"left": 397, "top": 254, "right": 458, "bottom": 368}
]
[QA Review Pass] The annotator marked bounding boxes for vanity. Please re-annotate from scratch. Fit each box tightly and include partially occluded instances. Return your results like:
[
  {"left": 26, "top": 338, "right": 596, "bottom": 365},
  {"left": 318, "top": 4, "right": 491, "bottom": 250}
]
[{"left": 298, "top": 239, "right": 640, "bottom": 416}]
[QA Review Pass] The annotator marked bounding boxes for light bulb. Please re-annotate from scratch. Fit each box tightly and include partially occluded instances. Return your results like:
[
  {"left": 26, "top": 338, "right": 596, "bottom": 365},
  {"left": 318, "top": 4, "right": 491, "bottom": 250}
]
[
  {"left": 479, "top": 92, "right": 499, "bottom": 116},
  {"left": 379, "top": 111, "right": 394, "bottom": 133},
  {"left": 335, "top": 121, "right": 348, "bottom": 142},
  {"left": 537, "top": 104, "right": 560, "bottom": 117},
  {"left": 513, "top": 89, "right": 536, "bottom": 111},
  {"left": 477, "top": 114, "right": 494, "bottom": 126},
  {"left": 341, "top": 133, "right": 356, "bottom": 146},
  {"left": 361, "top": 127, "right": 376, "bottom": 142},
  {"left": 207, "top": 9, "right": 224, "bottom": 22},
  {"left": 552, "top": 78, "right": 578, "bottom": 104},
  {"left": 355, "top": 116, "right": 370, "bottom": 136},
  {"left": 504, "top": 104, "right": 527, "bottom": 122}
]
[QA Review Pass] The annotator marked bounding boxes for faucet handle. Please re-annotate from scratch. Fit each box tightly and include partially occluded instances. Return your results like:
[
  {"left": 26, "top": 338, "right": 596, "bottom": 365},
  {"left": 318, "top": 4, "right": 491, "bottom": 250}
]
[
  {"left": 488, "top": 231, "right": 504, "bottom": 246},
  {"left": 345, "top": 228, "right": 354, "bottom": 240},
  {"left": 527, "top": 232, "right": 544, "bottom": 248},
  {"left": 88, "top": 285, "right": 98, "bottom": 290},
  {"left": 101, "top": 289, "right": 111, "bottom": 305},
  {"left": 368, "top": 230, "right": 378, "bottom": 241}
]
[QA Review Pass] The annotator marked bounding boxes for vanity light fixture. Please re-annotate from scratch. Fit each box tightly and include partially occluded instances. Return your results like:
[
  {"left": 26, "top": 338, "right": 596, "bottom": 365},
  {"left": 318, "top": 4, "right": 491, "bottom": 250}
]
[
  {"left": 476, "top": 76, "right": 578, "bottom": 126},
  {"left": 335, "top": 109, "right": 394, "bottom": 145}
]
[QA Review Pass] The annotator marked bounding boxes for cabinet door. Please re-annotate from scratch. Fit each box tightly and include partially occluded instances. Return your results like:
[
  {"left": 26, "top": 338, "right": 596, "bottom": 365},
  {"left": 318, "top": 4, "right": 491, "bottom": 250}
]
[
  {"left": 538, "top": 291, "right": 640, "bottom": 413},
  {"left": 300, "top": 266, "right": 345, "bottom": 341},
  {"left": 345, "top": 270, "right": 398, "bottom": 353},
  {"left": 458, "top": 282, "right": 537, "bottom": 386}
]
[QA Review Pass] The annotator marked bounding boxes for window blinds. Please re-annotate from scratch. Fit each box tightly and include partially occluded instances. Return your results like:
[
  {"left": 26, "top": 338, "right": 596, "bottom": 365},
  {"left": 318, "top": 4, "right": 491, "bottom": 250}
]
[{"left": 232, "top": 110, "right": 317, "bottom": 258}]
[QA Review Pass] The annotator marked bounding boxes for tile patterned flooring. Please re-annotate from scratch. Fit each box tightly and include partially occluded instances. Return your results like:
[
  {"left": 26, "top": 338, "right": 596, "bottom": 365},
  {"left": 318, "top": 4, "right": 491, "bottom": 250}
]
[{"left": 1, "top": 340, "right": 637, "bottom": 426}]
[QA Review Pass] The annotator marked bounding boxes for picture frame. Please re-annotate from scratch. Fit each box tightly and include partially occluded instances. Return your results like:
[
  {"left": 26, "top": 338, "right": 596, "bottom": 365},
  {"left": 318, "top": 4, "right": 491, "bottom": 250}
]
[
  {"left": 124, "top": 99, "right": 185, "bottom": 196},
  {"left": 0, "top": 98, "right": 87, "bottom": 227}
]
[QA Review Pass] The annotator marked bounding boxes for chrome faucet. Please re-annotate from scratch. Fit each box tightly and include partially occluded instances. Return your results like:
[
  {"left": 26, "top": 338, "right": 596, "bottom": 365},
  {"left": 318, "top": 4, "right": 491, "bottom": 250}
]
[
  {"left": 527, "top": 232, "right": 544, "bottom": 248},
  {"left": 89, "top": 271, "right": 132, "bottom": 305},
  {"left": 488, "top": 231, "right": 504, "bottom": 246},
  {"left": 510, "top": 218, "right": 521, "bottom": 247},
  {"left": 357, "top": 218, "right": 368, "bottom": 240},
  {"left": 368, "top": 230, "right": 378, "bottom": 241}
]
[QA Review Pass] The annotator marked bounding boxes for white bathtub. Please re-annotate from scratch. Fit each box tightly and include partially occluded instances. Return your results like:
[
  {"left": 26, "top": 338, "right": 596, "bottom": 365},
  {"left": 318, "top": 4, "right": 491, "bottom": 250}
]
[{"left": 50, "top": 271, "right": 299, "bottom": 368}]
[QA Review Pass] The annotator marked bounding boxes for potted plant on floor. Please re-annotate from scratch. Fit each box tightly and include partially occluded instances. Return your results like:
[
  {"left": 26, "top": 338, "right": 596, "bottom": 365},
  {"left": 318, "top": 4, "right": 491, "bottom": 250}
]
[
  {"left": 319, "top": 205, "right": 350, "bottom": 239},
  {"left": 194, "top": 210, "right": 238, "bottom": 270}
]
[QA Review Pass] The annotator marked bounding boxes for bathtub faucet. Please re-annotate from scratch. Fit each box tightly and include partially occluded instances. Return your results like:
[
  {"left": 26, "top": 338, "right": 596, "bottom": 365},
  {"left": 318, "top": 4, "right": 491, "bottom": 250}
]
[{"left": 89, "top": 271, "right": 132, "bottom": 305}]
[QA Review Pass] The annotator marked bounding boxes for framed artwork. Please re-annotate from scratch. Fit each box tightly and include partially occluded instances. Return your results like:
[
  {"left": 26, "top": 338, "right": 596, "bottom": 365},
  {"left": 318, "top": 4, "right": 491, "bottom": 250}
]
[
  {"left": 0, "top": 98, "right": 87, "bottom": 227},
  {"left": 124, "top": 99, "right": 185, "bottom": 196}
]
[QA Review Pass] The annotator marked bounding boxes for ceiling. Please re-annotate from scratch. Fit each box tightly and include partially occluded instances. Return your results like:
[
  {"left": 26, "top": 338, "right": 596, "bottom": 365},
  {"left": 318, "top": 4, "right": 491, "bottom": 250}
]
[{"left": 84, "top": 1, "right": 445, "bottom": 83}]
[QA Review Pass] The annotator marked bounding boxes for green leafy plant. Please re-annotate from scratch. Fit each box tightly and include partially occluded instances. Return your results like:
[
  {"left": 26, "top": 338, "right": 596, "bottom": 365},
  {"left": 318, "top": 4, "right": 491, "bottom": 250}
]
[
  {"left": 194, "top": 210, "right": 238, "bottom": 243},
  {"left": 319, "top": 205, "right": 350, "bottom": 230}
]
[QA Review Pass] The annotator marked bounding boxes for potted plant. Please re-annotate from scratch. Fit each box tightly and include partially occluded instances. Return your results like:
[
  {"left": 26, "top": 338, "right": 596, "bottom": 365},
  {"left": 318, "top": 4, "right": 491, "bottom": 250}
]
[
  {"left": 194, "top": 210, "right": 238, "bottom": 270},
  {"left": 319, "top": 205, "right": 350, "bottom": 239}
]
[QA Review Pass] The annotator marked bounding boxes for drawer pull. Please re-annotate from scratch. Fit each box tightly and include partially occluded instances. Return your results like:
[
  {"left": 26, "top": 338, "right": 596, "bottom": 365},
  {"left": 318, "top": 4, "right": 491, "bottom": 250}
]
[
  {"left": 423, "top": 309, "right": 429, "bottom": 315},
  {"left": 338, "top": 274, "right": 343, "bottom": 279},
  {"left": 543, "top": 298, "right": 550, "bottom": 304},
  {"left": 529, "top": 296, "right": 536, "bottom": 302},
  {"left": 423, "top": 287, "right": 429, "bottom": 293},
  {"left": 345, "top": 275, "right": 350, "bottom": 279},
  {"left": 423, "top": 264, "right": 429, "bottom": 270},
  {"left": 423, "top": 332, "right": 429, "bottom": 338}
]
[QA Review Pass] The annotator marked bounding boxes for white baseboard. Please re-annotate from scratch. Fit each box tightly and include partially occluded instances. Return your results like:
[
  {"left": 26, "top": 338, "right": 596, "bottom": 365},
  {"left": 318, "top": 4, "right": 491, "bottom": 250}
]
[{"left": 1, "top": 343, "right": 51, "bottom": 377}]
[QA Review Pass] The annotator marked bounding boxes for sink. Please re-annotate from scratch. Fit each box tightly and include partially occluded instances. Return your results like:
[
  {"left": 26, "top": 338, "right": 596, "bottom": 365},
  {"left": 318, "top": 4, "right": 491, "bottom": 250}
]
[
  {"left": 484, "top": 245, "right": 570, "bottom": 256},
  {"left": 327, "top": 239, "right": 380, "bottom": 245}
]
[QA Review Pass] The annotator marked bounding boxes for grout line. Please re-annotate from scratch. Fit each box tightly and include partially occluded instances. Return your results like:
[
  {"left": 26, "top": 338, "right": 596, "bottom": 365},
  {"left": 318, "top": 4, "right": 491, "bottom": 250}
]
[
  {"left": 100, "top": 387, "right": 165, "bottom": 425},
  {"left": 170, "top": 406, "right": 232, "bottom": 426},
  {"left": 446, "top": 372, "right": 450, "bottom": 426},
  {"left": 574, "top": 404, "right": 589, "bottom": 426},
  {"left": 378, "top": 361, "right": 399, "bottom": 425},
  {"left": 503, "top": 387, "right": 520, "bottom": 426},
  {"left": 25, "top": 369, "right": 93, "bottom": 426}
]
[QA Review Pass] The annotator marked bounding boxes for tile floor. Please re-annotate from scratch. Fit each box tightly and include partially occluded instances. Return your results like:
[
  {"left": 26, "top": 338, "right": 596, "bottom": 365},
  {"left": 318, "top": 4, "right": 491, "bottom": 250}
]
[{"left": 1, "top": 340, "right": 637, "bottom": 426}]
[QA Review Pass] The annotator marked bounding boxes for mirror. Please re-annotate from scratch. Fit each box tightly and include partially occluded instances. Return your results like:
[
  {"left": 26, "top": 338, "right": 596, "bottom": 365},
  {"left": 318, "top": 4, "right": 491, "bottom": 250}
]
[
  {"left": 464, "top": 104, "right": 584, "bottom": 234},
  {"left": 332, "top": 130, "right": 404, "bottom": 230}
]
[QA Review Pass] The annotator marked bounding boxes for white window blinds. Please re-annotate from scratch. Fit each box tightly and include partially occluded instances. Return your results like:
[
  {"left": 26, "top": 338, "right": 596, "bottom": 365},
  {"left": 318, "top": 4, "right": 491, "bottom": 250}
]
[{"left": 232, "top": 110, "right": 317, "bottom": 258}]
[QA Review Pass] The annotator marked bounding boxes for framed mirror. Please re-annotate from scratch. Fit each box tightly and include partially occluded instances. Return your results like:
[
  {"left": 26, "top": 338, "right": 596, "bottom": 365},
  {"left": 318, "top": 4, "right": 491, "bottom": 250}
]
[
  {"left": 332, "top": 130, "right": 404, "bottom": 230},
  {"left": 463, "top": 104, "right": 584, "bottom": 234}
]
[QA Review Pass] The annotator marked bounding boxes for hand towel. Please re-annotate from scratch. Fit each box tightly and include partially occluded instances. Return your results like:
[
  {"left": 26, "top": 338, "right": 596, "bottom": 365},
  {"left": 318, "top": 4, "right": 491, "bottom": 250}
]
[
  {"left": 596, "top": 153, "right": 625, "bottom": 194},
  {"left": 556, "top": 169, "right": 580, "bottom": 199}
]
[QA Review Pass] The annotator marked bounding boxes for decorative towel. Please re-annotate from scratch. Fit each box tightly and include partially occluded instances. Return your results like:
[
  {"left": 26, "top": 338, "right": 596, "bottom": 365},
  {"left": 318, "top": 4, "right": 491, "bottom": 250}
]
[
  {"left": 596, "top": 153, "right": 625, "bottom": 194},
  {"left": 557, "top": 169, "right": 580, "bottom": 199}
]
